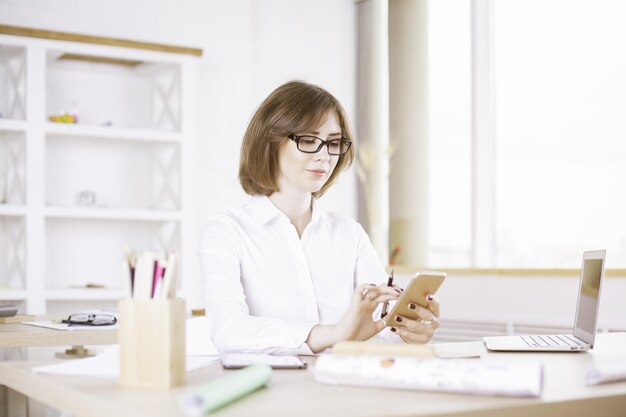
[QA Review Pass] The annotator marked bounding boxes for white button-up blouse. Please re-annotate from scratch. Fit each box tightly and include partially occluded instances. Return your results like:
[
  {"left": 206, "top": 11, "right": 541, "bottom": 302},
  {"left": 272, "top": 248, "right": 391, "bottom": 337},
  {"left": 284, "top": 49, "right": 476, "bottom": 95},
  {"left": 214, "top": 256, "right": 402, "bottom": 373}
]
[{"left": 198, "top": 195, "right": 396, "bottom": 355}]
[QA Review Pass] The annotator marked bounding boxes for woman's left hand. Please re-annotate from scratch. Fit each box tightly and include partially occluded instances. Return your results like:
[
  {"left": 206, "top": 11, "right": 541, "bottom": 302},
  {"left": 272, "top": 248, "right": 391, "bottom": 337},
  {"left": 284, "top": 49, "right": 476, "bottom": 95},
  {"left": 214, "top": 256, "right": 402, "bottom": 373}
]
[{"left": 389, "top": 294, "right": 440, "bottom": 344}]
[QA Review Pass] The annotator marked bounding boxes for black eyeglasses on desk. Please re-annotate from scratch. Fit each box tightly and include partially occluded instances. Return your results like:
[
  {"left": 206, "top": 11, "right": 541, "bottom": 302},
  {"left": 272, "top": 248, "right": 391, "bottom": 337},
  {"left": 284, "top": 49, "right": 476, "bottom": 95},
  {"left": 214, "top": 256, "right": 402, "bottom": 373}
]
[{"left": 62, "top": 313, "right": 117, "bottom": 326}]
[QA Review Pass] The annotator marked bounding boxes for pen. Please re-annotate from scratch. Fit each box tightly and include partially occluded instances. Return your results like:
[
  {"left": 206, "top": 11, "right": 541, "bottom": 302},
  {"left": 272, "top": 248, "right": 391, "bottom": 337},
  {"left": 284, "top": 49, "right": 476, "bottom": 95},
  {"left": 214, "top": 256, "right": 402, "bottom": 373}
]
[{"left": 381, "top": 269, "right": 394, "bottom": 318}]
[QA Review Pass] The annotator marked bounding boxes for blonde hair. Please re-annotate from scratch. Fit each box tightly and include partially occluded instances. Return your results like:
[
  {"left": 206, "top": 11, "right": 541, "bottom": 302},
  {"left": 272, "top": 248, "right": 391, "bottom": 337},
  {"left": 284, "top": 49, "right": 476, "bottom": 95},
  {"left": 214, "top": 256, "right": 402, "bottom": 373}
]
[{"left": 238, "top": 81, "right": 354, "bottom": 198}]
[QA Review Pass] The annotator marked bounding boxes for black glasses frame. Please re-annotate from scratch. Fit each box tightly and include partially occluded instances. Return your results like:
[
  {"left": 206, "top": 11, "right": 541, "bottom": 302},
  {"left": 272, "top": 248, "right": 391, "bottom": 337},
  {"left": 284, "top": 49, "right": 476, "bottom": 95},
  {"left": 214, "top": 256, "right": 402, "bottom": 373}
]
[
  {"left": 288, "top": 134, "right": 352, "bottom": 155},
  {"left": 62, "top": 313, "right": 118, "bottom": 326}
]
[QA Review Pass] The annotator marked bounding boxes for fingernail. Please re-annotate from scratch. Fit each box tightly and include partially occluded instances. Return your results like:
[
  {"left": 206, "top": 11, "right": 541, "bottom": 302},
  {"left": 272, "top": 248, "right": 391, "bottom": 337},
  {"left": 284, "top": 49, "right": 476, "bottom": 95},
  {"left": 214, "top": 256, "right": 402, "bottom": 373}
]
[
  {"left": 390, "top": 327, "right": 397, "bottom": 332},
  {"left": 395, "top": 316, "right": 402, "bottom": 323},
  {"left": 408, "top": 303, "right": 416, "bottom": 310},
  {"left": 427, "top": 294, "right": 434, "bottom": 301}
]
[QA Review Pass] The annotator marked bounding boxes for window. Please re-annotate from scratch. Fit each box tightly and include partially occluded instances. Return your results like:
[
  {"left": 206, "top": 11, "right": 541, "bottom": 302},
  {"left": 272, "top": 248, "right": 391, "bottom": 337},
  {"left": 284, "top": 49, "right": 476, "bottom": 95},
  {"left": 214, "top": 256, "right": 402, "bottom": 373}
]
[{"left": 429, "top": 0, "right": 626, "bottom": 268}]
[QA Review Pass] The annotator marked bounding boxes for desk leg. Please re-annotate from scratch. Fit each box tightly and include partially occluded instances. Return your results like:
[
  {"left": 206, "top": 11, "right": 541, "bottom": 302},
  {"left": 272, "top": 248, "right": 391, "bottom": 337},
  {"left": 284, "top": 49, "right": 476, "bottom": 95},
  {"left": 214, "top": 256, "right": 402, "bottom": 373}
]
[{"left": 5, "top": 388, "right": 27, "bottom": 417}]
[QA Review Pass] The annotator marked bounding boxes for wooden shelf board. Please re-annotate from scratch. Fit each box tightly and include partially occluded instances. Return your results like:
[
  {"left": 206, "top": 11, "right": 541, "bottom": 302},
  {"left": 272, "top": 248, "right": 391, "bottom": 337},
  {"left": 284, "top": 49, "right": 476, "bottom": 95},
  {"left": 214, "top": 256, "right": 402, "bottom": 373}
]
[{"left": 0, "top": 24, "right": 202, "bottom": 57}]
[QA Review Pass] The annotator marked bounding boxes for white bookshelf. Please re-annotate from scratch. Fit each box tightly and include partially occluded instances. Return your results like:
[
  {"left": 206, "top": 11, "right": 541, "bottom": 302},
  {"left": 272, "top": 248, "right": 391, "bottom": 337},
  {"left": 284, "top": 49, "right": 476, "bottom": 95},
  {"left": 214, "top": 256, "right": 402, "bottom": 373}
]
[
  {"left": 0, "top": 29, "right": 200, "bottom": 313},
  {"left": 0, "top": 119, "right": 27, "bottom": 132}
]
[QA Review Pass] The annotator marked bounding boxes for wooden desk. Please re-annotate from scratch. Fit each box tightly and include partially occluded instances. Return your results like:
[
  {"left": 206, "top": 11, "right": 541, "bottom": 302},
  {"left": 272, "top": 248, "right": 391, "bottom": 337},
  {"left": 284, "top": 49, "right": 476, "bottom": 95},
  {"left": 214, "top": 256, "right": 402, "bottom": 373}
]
[
  {"left": 1, "top": 333, "right": 625, "bottom": 417},
  {"left": 0, "top": 322, "right": 117, "bottom": 348}
]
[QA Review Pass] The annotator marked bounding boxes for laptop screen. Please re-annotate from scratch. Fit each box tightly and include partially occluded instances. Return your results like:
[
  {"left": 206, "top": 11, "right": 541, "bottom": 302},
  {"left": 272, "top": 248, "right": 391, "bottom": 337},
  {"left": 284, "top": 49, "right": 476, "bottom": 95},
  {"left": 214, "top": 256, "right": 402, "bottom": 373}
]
[{"left": 574, "top": 257, "right": 604, "bottom": 337}]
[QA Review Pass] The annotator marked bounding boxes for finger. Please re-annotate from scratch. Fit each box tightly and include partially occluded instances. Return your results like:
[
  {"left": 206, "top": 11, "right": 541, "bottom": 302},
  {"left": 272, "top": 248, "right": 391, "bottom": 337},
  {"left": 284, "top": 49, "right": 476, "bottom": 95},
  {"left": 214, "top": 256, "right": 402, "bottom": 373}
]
[
  {"left": 364, "top": 286, "right": 400, "bottom": 299},
  {"left": 374, "top": 285, "right": 402, "bottom": 296},
  {"left": 406, "top": 303, "right": 438, "bottom": 323},
  {"left": 392, "top": 315, "right": 436, "bottom": 336},
  {"left": 390, "top": 326, "right": 432, "bottom": 344},
  {"left": 370, "top": 293, "right": 399, "bottom": 304},
  {"left": 372, "top": 319, "right": 386, "bottom": 332},
  {"left": 355, "top": 283, "right": 377, "bottom": 300},
  {"left": 425, "top": 294, "right": 440, "bottom": 317}
]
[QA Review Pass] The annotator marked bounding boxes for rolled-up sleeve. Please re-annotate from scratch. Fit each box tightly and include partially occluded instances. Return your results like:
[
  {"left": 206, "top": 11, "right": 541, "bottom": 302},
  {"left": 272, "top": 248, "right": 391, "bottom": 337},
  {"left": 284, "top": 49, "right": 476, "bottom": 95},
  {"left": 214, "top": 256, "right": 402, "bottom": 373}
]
[{"left": 198, "top": 215, "right": 316, "bottom": 355}]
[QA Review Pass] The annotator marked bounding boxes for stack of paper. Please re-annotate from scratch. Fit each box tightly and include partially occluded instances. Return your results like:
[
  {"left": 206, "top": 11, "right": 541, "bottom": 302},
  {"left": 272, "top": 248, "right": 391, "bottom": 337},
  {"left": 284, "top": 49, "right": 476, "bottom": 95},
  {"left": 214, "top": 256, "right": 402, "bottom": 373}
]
[{"left": 315, "top": 355, "right": 543, "bottom": 397}]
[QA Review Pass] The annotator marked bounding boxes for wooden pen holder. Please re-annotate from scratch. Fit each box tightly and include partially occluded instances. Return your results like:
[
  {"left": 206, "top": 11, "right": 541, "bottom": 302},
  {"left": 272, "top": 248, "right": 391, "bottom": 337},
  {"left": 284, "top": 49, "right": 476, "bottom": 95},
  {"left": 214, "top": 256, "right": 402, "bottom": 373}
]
[{"left": 118, "top": 298, "right": 186, "bottom": 388}]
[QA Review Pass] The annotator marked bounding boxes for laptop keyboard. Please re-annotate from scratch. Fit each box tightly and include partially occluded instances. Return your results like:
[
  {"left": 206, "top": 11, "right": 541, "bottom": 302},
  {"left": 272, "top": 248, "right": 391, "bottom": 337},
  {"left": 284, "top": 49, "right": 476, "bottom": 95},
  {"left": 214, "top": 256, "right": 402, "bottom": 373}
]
[{"left": 521, "top": 334, "right": 582, "bottom": 348}]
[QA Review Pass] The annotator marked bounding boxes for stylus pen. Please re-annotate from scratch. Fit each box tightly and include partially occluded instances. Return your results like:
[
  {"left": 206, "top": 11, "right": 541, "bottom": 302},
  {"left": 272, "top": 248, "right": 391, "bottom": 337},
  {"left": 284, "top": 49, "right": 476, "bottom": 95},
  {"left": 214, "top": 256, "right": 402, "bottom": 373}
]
[{"left": 380, "top": 269, "right": 394, "bottom": 318}]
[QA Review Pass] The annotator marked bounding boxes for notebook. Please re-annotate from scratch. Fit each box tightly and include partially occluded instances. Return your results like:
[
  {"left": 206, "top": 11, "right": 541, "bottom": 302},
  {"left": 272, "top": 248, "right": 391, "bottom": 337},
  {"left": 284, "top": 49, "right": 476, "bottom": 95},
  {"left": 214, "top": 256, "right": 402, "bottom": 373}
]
[
  {"left": 484, "top": 249, "right": 606, "bottom": 352},
  {"left": 314, "top": 355, "right": 543, "bottom": 397}
]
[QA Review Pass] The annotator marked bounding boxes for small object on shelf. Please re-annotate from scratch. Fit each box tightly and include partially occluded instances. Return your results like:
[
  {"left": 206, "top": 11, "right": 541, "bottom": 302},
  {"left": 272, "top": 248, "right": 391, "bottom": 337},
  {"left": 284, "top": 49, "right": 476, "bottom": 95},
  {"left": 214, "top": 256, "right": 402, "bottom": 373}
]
[
  {"left": 191, "top": 308, "right": 205, "bottom": 316},
  {"left": 48, "top": 111, "right": 79, "bottom": 124},
  {"left": 75, "top": 190, "right": 96, "bottom": 206},
  {"left": 0, "top": 304, "right": 18, "bottom": 318},
  {"left": 69, "top": 283, "right": 107, "bottom": 289},
  {"left": 389, "top": 244, "right": 401, "bottom": 265}
]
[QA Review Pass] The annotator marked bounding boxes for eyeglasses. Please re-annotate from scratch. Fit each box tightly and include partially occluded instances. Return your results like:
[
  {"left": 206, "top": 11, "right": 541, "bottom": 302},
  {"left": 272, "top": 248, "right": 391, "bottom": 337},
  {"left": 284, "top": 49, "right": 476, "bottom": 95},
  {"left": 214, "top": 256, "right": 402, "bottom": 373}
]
[
  {"left": 288, "top": 134, "right": 352, "bottom": 155},
  {"left": 62, "top": 313, "right": 117, "bottom": 326}
]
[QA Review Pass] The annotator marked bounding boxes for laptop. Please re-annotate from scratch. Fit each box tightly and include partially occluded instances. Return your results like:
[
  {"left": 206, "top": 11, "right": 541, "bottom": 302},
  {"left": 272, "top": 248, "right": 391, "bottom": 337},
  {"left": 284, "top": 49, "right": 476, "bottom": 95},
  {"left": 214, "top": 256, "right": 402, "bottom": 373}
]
[{"left": 484, "top": 250, "right": 606, "bottom": 352}]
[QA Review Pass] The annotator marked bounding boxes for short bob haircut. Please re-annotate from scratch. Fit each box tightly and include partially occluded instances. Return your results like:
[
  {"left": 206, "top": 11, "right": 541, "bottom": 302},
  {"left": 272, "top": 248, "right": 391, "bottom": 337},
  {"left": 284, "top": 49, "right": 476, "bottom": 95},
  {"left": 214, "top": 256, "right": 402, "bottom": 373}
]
[{"left": 239, "top": 80, "right": 354, "bottom": 198}]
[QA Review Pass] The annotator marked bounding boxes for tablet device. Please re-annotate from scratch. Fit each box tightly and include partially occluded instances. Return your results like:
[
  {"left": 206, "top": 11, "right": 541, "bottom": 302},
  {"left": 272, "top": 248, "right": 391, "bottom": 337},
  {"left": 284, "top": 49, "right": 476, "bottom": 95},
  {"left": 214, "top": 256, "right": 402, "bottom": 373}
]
[
  {"left": 221, "top": 353, "right": 307, "bottom": 370},
  {"left": 383, "top": 272, "right": 445, "bottom": 326}
]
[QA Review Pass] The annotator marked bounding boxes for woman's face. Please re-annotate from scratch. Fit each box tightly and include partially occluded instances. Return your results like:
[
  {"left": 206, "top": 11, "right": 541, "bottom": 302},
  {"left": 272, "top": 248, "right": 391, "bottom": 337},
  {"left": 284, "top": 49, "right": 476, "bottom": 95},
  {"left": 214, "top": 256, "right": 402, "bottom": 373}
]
[{"left": 276, "top": 112, "right": 341, "bottom": 195}]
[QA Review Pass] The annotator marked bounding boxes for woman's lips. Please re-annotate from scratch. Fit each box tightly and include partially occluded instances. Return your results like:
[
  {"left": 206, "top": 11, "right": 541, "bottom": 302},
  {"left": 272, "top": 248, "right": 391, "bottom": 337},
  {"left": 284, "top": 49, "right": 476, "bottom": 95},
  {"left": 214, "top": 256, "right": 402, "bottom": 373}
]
[{"left": 308, "top": 169, "right": 327, "bottom": 177}]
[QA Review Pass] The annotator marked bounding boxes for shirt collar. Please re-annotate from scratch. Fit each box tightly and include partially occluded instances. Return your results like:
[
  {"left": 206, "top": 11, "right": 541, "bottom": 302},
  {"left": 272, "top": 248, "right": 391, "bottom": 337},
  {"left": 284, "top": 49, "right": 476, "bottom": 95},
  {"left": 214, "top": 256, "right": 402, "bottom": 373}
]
[
  {"left": 245, "top": 195, "right": 283, "bottom": 225},
  {"left": 245, "top": 195, "right": 323, "bottom": 227}
]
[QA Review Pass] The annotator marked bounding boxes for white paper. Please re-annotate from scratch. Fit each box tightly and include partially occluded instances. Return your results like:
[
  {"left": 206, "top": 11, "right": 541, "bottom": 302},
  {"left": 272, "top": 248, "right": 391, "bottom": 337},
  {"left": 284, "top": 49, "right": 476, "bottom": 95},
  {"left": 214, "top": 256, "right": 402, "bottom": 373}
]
[
  {"left": 23, "top": 309, "right": 119, "bottom": 331},
  {"left": 22, "top": 321, "right": 119, "bottom": 331},
  {"left": 315, "top": 355, "right": 543, "bottom": 398},
  {"left": 32, "top": 352, "right": 220, "bottom": 377},
  {"left": 586, "top": 363, "right": 626, "bottom": 385}
]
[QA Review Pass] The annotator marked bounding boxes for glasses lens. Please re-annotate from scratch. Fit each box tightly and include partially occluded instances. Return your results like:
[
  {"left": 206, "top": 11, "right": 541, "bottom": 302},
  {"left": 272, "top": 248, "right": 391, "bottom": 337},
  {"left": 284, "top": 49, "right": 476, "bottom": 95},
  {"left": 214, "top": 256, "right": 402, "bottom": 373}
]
[
  {"left": 328, "top": 139, "right": 351, "bottom": 155},
  {"left": 92, "top": 314, "right": 116, "bottom": 325},
  {"left": 296, "top": 136, "right": 322, "bottom": 153},
  {"left": 68, "top": 314, "right": 89, "bottom": 323}
]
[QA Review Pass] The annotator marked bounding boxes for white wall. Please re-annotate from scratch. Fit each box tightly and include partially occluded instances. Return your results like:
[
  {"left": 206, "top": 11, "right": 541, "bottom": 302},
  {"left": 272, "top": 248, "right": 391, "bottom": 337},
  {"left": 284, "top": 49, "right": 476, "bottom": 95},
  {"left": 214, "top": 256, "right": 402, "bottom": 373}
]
[
  {"left": 392, "top": 272, "right": 626, "bottom": 331},
  {"left": 0, "top": 0, "right": 358, "bottom": 307}
]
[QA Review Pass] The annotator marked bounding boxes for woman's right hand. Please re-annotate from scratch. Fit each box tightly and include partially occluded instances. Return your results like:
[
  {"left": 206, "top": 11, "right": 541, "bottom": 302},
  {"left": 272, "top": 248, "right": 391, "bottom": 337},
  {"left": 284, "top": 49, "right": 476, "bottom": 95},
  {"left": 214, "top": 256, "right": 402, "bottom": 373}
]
[
  {"left": 306, "top": 283, "right": 401, "bottom": 353},
  {"left": 335, "top": 283, "right": 401, "bottom": 341}
]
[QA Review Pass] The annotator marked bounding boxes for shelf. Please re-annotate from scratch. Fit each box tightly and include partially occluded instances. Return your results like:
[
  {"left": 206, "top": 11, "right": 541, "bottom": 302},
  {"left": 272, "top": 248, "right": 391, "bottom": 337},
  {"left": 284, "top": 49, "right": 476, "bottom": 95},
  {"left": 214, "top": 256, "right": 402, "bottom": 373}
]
[
  {"left": 0, "top": 33, "right": 197, "bottom": 315},
  {"left": 45, "top": 123, "right": 182, "bottom": 144},
  {"left": 0, "top": 119, "right": 27, "bottom": 133},
  {"left": 44, "top": 206, "right": 182, "bottom": 222},
  {"left": 0, "top": 205, "right": 26, "bottom": 216},
  {"left": 45, "top": 288, "right": 127, "bottom": 301},
  {"left": 0, "top": 289, "right": 26, "bottom": 301}
]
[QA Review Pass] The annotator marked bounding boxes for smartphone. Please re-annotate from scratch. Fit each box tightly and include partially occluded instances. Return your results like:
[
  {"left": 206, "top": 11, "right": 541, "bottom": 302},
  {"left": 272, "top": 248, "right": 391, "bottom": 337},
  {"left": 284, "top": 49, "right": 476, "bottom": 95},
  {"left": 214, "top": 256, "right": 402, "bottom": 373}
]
[
  {"left": 383, "top": 272, "right": 446, "bottom": 327},
  {"left": 221, "top": 353, "right": 308, "bottom": 370}
]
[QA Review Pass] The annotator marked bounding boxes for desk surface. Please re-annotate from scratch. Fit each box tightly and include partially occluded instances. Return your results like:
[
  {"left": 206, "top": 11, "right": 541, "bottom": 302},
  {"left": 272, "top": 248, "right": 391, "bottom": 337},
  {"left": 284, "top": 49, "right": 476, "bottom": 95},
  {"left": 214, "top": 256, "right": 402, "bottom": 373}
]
[
  {"left": 0, "top": 321, "right": 117, "bottom": 348},
  {"left": 1, "top": 333, "right": 626, "bottom": 417}
]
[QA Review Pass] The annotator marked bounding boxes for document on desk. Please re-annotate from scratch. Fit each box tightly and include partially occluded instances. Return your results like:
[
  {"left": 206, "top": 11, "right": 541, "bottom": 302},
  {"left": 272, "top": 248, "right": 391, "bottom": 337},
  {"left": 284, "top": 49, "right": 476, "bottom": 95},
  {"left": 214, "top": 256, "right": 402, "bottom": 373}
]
[
  {"left": 22, "top": 321, "right": 119, "bottom": 331},
  {"left": 32, "top": 351, "right": 220, "bottom": 378},
  {"left": 315, "top": 355, "right": 543, "bottom": 398}
]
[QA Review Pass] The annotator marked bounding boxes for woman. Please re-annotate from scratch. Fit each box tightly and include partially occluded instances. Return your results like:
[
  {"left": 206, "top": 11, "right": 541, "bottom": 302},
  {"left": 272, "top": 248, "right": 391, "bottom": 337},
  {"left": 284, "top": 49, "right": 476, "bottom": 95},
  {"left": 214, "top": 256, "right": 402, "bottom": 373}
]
[{"left": 199, "top": 81, "right": 440, "bottom": 354}]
